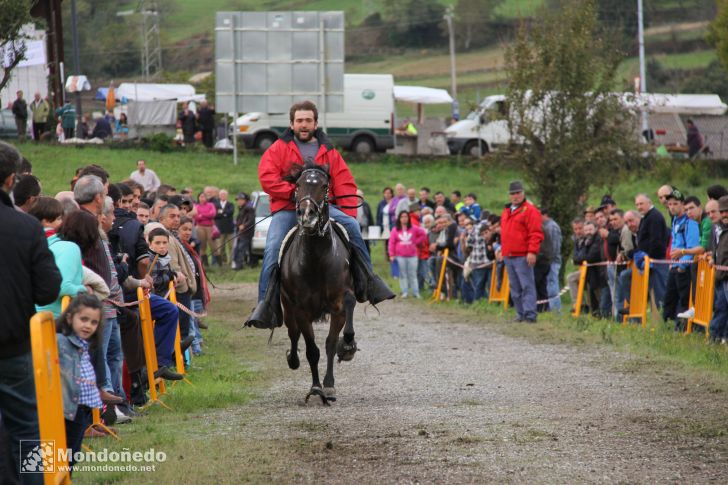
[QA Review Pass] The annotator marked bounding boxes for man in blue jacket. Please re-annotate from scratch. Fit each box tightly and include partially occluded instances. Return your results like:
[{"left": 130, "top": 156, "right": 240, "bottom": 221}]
[{"left": 0, "top": 141, "right": 61, "bottom": 483}]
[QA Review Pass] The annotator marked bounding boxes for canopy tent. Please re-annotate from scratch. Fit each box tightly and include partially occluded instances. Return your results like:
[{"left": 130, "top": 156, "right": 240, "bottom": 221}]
[
  {"left": 65, "top": 75, "right": 91, "bottom": 92},
  {"left": 393, "top": 85, "right": 454, "bottom": 124},
  {"left": 394, "top": 86, "right": 454, "bottom": 105},
  {"left": 623, "top": 93, "right": 728, "bottom": 116},
  {"left": 116, "top": 83, "right": 205, "bottom": 103}
]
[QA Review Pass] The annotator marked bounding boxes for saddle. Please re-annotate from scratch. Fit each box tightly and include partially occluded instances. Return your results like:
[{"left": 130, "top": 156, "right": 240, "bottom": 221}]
[{"left": 278, "top": 219, "right": 367, "bottom": 303}]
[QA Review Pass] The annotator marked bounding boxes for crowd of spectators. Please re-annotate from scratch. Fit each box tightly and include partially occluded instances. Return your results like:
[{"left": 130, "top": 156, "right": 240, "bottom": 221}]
[
  {"left": 0, "top": 142, "right": 259, "bottom": 478},
  {"left": 371, "top": 179, "right": 728, "bottom": 338}
]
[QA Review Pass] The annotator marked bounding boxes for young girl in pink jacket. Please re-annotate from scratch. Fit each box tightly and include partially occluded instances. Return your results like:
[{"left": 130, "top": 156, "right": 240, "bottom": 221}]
[{"left": 388, "top": 210, "right": 427, "bottom": 298}]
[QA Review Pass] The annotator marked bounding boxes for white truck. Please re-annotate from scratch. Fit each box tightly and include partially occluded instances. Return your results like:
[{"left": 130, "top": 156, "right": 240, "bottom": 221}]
[
  {"left": 445, "top": 95, "right": 511, "bottom": 156},
  {"left": 445, "top": 92, "right": 728, "bottom": 156},
  {"left": 233, "top": 74, "right": 395, "bottom": 153}
]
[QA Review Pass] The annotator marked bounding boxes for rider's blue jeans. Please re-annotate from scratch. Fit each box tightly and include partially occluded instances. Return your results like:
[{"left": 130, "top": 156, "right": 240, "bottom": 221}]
[{"left": 257, "top": 207, "right": 373, "bottom": 302}]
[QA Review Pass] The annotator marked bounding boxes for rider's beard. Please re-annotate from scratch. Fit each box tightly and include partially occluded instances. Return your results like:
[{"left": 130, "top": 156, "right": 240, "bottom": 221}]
[{"left": 294, "top": 128, "right": 314, "bottom": 143}]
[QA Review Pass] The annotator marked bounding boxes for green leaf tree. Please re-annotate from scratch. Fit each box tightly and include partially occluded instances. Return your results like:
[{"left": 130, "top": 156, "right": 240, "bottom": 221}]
[
  {"left": 0, "top": 0, "right": 34, "bottom": 93},
  {"left": 708, "top": 0, "right": 728, "bottom": 70},
  {"left": 502, "top": 0, "right": 639, "bottom": 259},
  {"left": 453, "top": 0, "right": 504, "bottom": 51}
]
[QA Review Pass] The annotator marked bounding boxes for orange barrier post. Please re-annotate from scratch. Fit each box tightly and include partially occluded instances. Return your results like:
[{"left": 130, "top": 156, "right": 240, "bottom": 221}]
[
  {"left": 571, "top": 262, "right": 588, "bottom": 317},
  {"left": 622, "top": 257, "right": 651, "bottom": 327},
  {"left": 429, "top": 248, "right": 449, "bottom": 303},
  {"left": 61, "top": 296, "right": 121, "bottom": 439},
  {"left": 167, "top": 283, "right": 193, "bottom": 387},
  {"left": 137, "top": 288, "right": 171, "bottom": 410},
  {"left": 488, "top": 262, "right": 510, "bottom": 309},
  {"left": 686, "top": 259, "right": 714, "bottom": 337},
  {"left": 29, "top": 311, "right": 72, "bottom": 485}
]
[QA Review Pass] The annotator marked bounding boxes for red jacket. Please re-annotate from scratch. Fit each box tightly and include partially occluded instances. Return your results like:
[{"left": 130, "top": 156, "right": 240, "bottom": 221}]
[
  {"left": 500, "top": 200, "right": 544, "bottom": 257},
  {"left": 259, "top": 129, "right": 358, "bottom": 217}
]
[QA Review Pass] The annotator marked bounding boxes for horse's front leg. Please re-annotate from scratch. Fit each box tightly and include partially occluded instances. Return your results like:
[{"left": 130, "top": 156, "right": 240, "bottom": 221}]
[
  {"left": 336, "top": 292, "right": 357, "bottom": 362},
  {"left": 301, "top": 323, "right": 328, "bottom": 405},
  {"left": 324, "top": 309, "right": 346, "bottom": 402},
  {"left": 286, "top": 324, "right": 301, "bottom": 370}
]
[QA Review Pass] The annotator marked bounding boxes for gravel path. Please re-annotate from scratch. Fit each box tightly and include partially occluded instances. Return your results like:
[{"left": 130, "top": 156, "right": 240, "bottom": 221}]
[{"left": 226, "top": 285, "right": 728, "bottom": 483}]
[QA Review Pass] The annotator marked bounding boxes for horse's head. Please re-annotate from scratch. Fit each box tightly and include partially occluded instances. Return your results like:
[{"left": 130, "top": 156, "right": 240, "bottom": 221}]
[{"left": 292, "top": 162, "right": 330, "bottom": 236}]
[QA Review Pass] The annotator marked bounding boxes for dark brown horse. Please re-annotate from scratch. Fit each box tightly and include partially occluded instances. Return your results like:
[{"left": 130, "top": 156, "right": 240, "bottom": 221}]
[{"left": 280, "top": 162, "right": 357, "bottom": 405}]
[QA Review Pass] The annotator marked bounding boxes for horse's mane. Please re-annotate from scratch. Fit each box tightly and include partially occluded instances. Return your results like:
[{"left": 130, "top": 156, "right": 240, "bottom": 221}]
[{"left": 283, "top": 160, "right": 330, "bottom": 184}]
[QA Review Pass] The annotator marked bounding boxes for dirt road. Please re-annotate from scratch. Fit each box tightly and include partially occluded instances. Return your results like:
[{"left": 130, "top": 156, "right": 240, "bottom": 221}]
[{"left": 227, "top": 284, "right": 728, "bottom": 483}]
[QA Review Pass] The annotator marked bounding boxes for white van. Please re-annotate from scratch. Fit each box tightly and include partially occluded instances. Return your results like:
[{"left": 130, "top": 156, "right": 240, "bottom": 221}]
[
  {"left": 233, "top": 74, "right": 395, "bottom": 153},
  {"left": 445, "top": 95, "right": 511, "bottom": 156}
]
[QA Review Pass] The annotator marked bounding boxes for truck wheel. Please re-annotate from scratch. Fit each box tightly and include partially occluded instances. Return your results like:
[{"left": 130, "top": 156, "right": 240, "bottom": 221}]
[
  {"left": 256, "top": 134, "right": 277, "bottom": 151},
  {"left": 352, "top": 136, "right": 375, "bottom": 154},
  {"left": 463, "top": 140, "right": 488, "bottom": 157}
]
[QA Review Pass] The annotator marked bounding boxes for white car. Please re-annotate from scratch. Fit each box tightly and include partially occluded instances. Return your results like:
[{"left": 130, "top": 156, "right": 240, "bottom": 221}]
[{"left": 250, "top": 191, "right": 270, "bottom": 263}]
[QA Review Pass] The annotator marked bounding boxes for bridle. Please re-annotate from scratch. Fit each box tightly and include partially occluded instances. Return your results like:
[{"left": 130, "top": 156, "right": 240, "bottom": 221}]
[{"left": 295, "top": 167, "right": 330, "bottom": 236}]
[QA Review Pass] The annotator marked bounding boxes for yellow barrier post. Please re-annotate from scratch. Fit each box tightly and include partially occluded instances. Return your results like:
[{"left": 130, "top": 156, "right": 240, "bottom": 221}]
[
  {"left": 571, "top": 262, "right": 588, "bottom": 317},
  {"left": 167, "top": 283, "right": 193, "bottom": 387},
  {"left": 30, "top": 311, "right": 72, "bottom": 485},
  {"left": 137, "top": 288, "right": 171, "bottom": 410},
  {"left": 687, "top": 259, "right": 714, "bottom": 337},
  {"left": 430, "top": 248, "right": 449, "bottom": 303},
  {"left": 622, "top": 257, "right": 651, "bottom": 327},
  {"left": 488, "top": 262, "right": 510, "bottom": 309}
]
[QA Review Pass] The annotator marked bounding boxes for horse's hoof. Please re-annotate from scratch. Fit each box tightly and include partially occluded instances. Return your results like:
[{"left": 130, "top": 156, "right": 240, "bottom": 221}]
[
  {"left": 286, "top": 349, "right": 300, "bottom": 370},
  {"left": 336, "top": 339, "right": 357, "bottom": 362},
  {"left": 305, "top": 386, "right": 330, "bottom": 406},
  {"left": 323, "top": 387, "right": 337, "bottom": 402}
]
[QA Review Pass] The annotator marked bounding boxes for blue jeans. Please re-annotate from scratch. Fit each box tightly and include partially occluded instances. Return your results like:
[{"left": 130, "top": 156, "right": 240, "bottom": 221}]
[
  {"left": 470, "top": 267, "right": 489, "bottom": 301},
  {"left": 396, "top": 256, "right": 419, "bottom": 297},
  {"left": 505, "top": 256, "right": 538, "bottom": 321},
  {"left": 258, "top": 207, "right": 372, "bottom": 302},
  {"left": 417, "top": 258, "right": 432, "bottom": 290},
  {"left": 149, "top": 294, "right": 179, "bottom": 368},
  {"left": 709, "top": 281, "right": 728, "bottom": 341},
  {"left": 101, "top": 317, "right": 122, "bottom": 394},
  {"left": 460, "top": 271, "right": 474, "bottom": 304},
  {"left": 547, "top": 261, "right": 562, "bottom": 312},
  {"left": 191, "top": 299, "right": 204, "bottom": 354},
  {"left": 615, "top": 268, "right": 632, "bottom": 320},
  {"left": 0, "top": 352, "right": 44, "bottom": 484},
  {"left": 649, "top": 263, "right": 669, "bottom": 309}
]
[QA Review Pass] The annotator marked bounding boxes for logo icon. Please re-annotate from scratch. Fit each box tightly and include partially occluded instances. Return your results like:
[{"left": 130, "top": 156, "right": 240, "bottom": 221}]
[
  {"left": 361, "top": 89, "right": 375, "bottom": 100},
  {"left": 20, "top": 440, "right": 55, "bottom": 473}
]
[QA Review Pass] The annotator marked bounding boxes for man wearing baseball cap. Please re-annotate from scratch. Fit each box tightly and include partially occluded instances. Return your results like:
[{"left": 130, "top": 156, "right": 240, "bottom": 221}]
[
  {"left": 500, "top": 181, "right": 544, "bottom": 323},
  {"left": 664, "top": 188, "right": 701, "bottom": 330}
]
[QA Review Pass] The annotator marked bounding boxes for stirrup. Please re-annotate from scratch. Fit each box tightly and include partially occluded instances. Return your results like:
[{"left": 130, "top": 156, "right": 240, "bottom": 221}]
[{"left": 244, "top": 266, "right": 282, "bottom": 329}]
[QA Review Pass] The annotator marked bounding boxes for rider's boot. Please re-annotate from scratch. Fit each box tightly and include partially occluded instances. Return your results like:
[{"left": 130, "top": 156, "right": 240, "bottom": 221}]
[
  {"left": 350, "top": 247, "right": 396, "bottom": 305},
  {"left": 244, "top": 265, "right": 283, "bottom": 329}
]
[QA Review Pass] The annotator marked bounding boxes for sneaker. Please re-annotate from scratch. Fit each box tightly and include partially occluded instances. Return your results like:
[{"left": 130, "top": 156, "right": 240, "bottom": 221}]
[
  {"left": 114, "top": 406, "right": 132, "bottom": 424},
  {"left": 722, "top": 338, "right": 727, "bottom": 345},
  {"left": 401, "top": 294, "right": 408, "bottom": 299},
  {"left": 677, "top": 307, "right": 695, "bottom": 319}
]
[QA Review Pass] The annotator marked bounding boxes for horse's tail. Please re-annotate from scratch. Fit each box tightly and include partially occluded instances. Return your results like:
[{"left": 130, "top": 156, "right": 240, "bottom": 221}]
[{"left": 268, "top": 328, "right": 275, "bottom": 345}]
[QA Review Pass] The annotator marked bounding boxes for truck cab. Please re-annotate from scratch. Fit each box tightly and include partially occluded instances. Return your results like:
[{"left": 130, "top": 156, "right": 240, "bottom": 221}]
[{"left": 445, "top": 95, "right": 510, "bottom": 156}]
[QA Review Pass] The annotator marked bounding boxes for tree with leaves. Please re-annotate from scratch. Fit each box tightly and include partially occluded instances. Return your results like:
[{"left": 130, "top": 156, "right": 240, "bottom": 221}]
[
  {"left": 708, "top": 0, "right": 728, "bottom": 70},
  {"left": 500, "top": 0, "right": 639, "bottom": 262},
  {"left": 0, "top": 0, "right": 34, "bottom": 93},
  {"left": 453, "top": 0, "right": 504, "bottom": 51},
  {"left": 383, "top": 0, "right": 446, "bottom": 48}
]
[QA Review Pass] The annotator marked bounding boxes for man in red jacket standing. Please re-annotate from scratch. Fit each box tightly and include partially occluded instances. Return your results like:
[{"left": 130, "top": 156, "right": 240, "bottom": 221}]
[
  {"left": 246, "top": 101, "right": 394, "bottom": 328},
  {"left": 500, "top": 181, "right": 544, "bottom": 323}
]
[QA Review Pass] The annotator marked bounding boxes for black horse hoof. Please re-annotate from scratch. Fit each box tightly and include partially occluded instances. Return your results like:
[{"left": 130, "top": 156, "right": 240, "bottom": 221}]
[
  {"left": 305, "top": 386, "right": 330, "bottom": 406},
  {"left": 336, "top": 339, "right": 357, "bottom": 362},
  {"left": 323, "top": 387, "right": 337, "bottom": 402},
  {"left": 286, "top": 349, "right": 300, "bottom": 370}
]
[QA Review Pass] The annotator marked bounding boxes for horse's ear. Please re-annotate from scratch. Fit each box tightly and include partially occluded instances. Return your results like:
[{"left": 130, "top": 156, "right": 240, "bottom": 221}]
[{"left": 321, "top": 163, "right": 330, "bottom": 175}]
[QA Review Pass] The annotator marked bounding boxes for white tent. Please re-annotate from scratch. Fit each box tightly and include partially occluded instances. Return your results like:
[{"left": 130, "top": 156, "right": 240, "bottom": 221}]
[
  {"left": 624, "top": 93, "right": 728, "bottom": 116},
  {"left": 394, "top": 85, "right": 454, "bottom": 124},
  {"left": 394, "top": 86, "right": 453, "bottom": 105},
  {"left": 114, "top": 83, "right": 206, "bottom": 129},
  {"left": 116, "top": 83, "right": 205, "bottom": 103}
]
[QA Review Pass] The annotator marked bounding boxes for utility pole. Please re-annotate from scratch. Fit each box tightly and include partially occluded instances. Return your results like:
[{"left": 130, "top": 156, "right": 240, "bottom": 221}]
[
  {"left": 444, "top": 7, "right": 459, "bottom": 123},
  {"left": 638, "top": 0, "right": 649, "bottom": 135},
  {"left": 70, "top": 0, "right": 82, "bottom": 129}
]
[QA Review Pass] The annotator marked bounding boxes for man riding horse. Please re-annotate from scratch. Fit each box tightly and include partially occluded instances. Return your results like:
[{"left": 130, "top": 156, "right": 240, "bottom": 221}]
[{"left": 245, "top": 101, "right": 395, "bottom": 329}]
